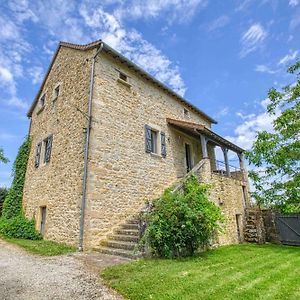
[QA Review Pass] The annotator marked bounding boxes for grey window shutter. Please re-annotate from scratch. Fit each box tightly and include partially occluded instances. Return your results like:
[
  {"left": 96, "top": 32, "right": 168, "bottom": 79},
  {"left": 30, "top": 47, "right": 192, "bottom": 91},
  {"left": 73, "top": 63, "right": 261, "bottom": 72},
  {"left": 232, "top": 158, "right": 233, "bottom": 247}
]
[
  {"left": 35, "top": 142, "right": 41, "bottom": 168},
  {"left": 161, "top": 132, "right": 166, "bottom": 158},
  {"left": 45, "top": 135, "right": 53, "bottom": 163},
  {"left": 145, "top": 125, "right": 152, "bottom": 153}
]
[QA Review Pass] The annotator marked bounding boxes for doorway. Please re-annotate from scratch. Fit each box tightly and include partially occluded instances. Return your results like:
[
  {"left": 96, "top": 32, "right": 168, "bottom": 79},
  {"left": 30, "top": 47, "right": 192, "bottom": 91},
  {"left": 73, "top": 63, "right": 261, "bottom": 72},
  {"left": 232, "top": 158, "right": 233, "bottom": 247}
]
[
  {"left": 185, "top": 143, "right": 192, "bottom": 173},
  {"left": 235, "top": 214, "right": 242, "bottom": 243},
  {"left": 40, "top": 206, "right": 47, "bottom": 237}
]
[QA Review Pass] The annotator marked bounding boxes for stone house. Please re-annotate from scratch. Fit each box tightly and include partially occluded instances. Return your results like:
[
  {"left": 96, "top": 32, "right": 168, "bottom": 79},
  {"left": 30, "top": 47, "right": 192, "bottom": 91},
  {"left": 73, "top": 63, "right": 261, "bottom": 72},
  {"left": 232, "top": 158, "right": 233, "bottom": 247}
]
[{"left": 23, "top": 40, "right": 250, "bottom": 254}]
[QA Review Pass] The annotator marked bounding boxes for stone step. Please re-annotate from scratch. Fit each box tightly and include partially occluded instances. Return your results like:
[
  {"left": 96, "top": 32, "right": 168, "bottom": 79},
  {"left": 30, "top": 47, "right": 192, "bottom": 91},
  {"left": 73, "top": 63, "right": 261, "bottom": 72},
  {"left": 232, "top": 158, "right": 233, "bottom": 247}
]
[
  {"left": 127, "top": 219, "right": 139, "bottom": 224},
  {"left": 245, "top": 237, "right": 258, "bottom": 243},
  {"left": 101, "top": 240, "right": 137, "bottom": 251},
  {"left": 108, "top": 234, "right": 140, "bottom": 243},
  {"left": 96, "top": 246, "right": 142, "bottom": 259},
  {"left": 114, "top": 228, "right": 140, "bottom": 236},
  {"left": 121, "top": 223, "right": 139, "bottom": 230},
  {"left": 245, "top": 224, "right": 256, "bottom": 229}
]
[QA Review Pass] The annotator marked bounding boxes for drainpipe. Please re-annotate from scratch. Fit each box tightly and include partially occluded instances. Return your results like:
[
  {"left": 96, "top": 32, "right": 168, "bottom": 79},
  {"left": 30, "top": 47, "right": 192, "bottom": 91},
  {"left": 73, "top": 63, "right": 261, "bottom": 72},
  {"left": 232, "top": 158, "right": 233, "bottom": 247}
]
[{"left": 78, "top": 42, "right": 104, "bottom": 251}]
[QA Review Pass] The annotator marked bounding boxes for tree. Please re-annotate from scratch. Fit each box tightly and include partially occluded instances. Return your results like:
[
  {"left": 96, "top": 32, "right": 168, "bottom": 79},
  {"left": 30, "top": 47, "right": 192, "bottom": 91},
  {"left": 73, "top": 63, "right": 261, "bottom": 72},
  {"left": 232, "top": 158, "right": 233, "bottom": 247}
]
[
  {"left": 0, "top": 147, "right": 9, "bottom": 164},
  {"left": 246, "top": 61, "right": 300, "bottom": 213}
]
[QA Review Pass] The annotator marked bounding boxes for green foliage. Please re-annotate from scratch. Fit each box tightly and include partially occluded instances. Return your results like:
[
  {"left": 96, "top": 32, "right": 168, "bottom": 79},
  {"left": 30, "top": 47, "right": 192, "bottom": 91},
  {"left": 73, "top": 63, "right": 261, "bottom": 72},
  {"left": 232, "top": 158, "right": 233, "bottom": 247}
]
[
  {"left": 0, "top": 147, "right": 9, "bottom": 164},
  {"left": 246, "top": 61, "right": 300, "bottom": 213},
  {"left": 0, "top": 137, "right": 41, "bottom": 240},
  {"left": 1, "top": 237, "right": 74, "bottom": 256},
  {"left": 0, "top": 187, "right": 8, "bottom": 217},
  {"left": 141, "top": 176, "right": 224, "bottom": 258},
  {"left": 2, "top": 137, "right": 31, "bottom": 219},
  {"left": 0, "top": 215, "right": 42, "bottom": 240}
]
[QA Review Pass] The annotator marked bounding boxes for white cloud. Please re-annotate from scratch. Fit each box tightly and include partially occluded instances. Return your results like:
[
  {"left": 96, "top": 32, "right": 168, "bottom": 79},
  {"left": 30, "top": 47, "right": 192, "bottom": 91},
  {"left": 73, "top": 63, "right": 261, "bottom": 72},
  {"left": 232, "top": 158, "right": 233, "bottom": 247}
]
[
  {"left": 289, "top": 0, "right": 299, "bottom": 7},
  {"left": 28, "top": 66, "right": 44, "bottom": 85},
  {"left": 113, "top": 0, "right": 208, "bottom": 24},
  {"left": 290, "top": 14, "right": 300, "bottom": 29},
  {"left": 214, "top": 107, "right": 229, "bottom": 118},
  {"left": 278, "top": 50, "right": 299, "bottom": 65},
  {"left": 207, "top": 15, "right": 230, "bottom": 32},
  {"left": 240, "top": 23, "right": 267, "bottom": 57},
  {"left": 79, "top": 4, "right": 186, "bottom": 95},
  {"left": 226, "top": 99, "right": 278, "bottom": 151},
  {"left": 255, "top": 64, "right": 278, "bottom": 74},
  {"left": 3, "top": 0, "right": 188, "bottom": 96}
]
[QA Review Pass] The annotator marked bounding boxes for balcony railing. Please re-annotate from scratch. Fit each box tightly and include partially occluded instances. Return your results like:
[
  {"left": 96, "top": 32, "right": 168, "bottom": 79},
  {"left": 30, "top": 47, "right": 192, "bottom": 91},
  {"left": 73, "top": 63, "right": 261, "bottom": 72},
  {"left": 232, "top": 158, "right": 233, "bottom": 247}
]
[{"left": 212, "top": 160, "right": 244, "bottom": 180}]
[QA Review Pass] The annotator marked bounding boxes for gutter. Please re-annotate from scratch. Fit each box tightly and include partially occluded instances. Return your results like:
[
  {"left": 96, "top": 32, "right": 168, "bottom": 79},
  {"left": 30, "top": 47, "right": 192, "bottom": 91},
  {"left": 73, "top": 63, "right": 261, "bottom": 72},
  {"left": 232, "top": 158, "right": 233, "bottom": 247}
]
[{"left": 78, "top": 42, "right": 104, "bottom": 251}]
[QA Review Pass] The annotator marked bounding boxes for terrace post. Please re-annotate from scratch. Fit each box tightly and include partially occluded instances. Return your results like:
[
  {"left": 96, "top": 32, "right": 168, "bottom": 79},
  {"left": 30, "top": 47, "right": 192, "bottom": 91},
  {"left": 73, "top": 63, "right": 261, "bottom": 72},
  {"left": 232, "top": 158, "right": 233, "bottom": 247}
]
[
  {"left": 238, "top": 152, "right": 245, "bottom": 172},
  {"left": 222, "top": 147, "right": 230, "bottom": 177},
  {"left": 200, "top": 134, "right": 208, "bottom": 158}
]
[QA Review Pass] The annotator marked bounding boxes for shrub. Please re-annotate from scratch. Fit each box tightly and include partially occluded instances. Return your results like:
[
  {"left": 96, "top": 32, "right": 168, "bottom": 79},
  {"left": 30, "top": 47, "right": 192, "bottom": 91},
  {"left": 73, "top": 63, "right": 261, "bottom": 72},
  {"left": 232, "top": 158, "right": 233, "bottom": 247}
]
[
  {"left": 0, "top": 137, "right": 41, "bottom": 240},
  {"left": 2, "top": 137, "right": 31, "bottom": 219},
  {"left": 141, "top": 176, "right": 224, "bottom": 258},
  {"left": 0, "top": 215, "right": 42, "bottom": 240},
  {"left": 0, "top": 187, "right": 8, "bottom": 217}
]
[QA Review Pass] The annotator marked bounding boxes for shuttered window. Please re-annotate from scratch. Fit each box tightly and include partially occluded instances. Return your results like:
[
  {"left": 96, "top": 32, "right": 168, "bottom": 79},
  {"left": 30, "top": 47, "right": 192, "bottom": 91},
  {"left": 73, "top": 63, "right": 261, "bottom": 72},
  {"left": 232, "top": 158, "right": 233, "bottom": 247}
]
[
  {"left": 35, "top": 142, "right": 42, "bottom": 168},
  {"left": 161, "top": 132, "right": 166, "bottom": 158},
  {"left": 145, "top": 125, "right": 166, "bottom": 157},
  {"left": 44, "top": 135, "right": 53, "bottom": 163},
  {"left": 145, "top": 125, "right": 152, "bottom": 153}
]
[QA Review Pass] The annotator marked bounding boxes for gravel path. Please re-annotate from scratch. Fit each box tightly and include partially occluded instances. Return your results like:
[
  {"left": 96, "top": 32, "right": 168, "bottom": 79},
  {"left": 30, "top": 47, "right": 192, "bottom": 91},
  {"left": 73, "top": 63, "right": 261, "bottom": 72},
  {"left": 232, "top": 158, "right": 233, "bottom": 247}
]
[{"left": 0, "top": 239, "right": 127, "bottom": 300}]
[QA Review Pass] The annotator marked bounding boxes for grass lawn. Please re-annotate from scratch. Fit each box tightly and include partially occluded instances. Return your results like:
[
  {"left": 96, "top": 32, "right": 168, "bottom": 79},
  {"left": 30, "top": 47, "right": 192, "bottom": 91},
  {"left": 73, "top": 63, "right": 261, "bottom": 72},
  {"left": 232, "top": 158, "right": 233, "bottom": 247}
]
[
  {"left": 101, "top": 244, "right": 300, "bottom": 300},
  {"left": 1, "top": 236, "right": 76, "bottom": 256}
]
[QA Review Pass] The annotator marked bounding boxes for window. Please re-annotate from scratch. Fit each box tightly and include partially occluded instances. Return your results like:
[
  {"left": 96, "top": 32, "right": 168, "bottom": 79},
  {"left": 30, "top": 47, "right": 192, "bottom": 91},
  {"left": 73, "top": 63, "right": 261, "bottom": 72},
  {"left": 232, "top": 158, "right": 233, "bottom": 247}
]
[
  {"left": 53, "top": 85, "right": 60, "bottom": 101},
  {"left": 185, "top": 143, "right": 192, "bottom": 172},
  {"left": 44, "top": 135, "right": 53, "bottom": 163},
  {"left": 145, "top": 125, "right": 167, "bottom": 157},
  {"left": 119, "top": 72, "right": 127, "bottom": 82},
  {"left": 183, "top": 108, "right": 190, "bottom": 118},
  {"left": 40, "top": 206, "right": 47, "bottom": 237},
  {"left": 35, "top": 142, "right": 42, "bottom": 168},
  {"left": 150, "top": 130, "right": 157, "bottom": 153},
  {"left": 39, "top": 94, "right": 46, "bottom": 108}
]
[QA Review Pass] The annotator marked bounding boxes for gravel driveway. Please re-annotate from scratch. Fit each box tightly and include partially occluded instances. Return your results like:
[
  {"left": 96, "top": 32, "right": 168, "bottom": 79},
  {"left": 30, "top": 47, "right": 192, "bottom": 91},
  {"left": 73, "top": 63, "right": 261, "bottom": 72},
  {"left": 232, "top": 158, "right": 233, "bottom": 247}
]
[{"left": 0, "top": 239, "right": 127, "bottom": 300}]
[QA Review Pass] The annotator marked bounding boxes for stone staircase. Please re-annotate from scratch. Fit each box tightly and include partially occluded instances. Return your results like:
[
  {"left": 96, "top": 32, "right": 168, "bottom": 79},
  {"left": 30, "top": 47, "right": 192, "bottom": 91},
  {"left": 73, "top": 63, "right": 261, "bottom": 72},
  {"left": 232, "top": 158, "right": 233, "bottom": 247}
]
[{"left": 96, "top": 217, "right": 143, "bottom": 259}]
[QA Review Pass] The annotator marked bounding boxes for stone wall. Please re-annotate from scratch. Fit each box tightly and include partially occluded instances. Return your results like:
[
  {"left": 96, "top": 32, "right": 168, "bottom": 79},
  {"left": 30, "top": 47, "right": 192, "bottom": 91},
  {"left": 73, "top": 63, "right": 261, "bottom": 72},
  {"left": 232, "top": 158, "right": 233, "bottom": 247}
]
[
  {"left": 199, "top": 158, "right": 248, "bottom": 245},
  {"left": 23, "top": 46, "right": 95, "bottom": 246},
  {"left": 83, "top": 52, "right": 249, "bottom": 249}
]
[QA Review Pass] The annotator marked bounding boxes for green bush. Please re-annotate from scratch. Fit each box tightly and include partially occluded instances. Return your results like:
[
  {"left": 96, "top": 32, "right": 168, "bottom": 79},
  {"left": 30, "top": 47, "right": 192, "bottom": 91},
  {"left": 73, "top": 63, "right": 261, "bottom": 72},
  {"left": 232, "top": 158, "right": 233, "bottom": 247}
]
[
  {"left": 141, "top": 176, "right": 224, "bottom": 258},
  {"left": 2, "top": 137, "right": 31, "bottom": 219},
  {"left": 0, "top": 187, "right": 8, "bottom": 217},
  {"left": 0, "top": 137, "right": 41, "bottom": 240},
  {"left": 0, "top": 215, "right": 42, "bottom": 240}
]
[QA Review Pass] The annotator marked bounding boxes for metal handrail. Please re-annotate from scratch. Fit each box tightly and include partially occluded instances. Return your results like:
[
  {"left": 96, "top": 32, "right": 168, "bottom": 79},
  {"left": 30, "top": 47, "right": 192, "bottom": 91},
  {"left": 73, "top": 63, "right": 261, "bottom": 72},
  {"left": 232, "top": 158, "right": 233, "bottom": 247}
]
[
  {"left": 172, "top": 159, "right": 206, "bottom": 193},
  {"left": 212, "top": 160, "right": 243, "bottom": 180}
]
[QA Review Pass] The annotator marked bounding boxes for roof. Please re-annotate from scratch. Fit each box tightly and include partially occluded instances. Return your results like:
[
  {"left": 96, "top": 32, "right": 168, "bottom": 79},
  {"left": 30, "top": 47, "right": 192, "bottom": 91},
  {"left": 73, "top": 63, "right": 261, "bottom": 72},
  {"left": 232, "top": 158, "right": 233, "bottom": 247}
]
[
  {"left": 166, "top": 118, "right": 244, "bottom": 153},
  {"left": 27, "top": 40, "right": 217, "bottom": 124}
]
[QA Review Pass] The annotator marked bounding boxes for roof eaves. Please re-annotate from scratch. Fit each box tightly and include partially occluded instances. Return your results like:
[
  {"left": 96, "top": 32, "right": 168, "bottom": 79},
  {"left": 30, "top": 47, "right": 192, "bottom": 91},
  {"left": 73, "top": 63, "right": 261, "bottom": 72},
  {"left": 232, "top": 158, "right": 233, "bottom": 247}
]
[{"left": 101, "top": 42, "right": 217, "bottom": 125}]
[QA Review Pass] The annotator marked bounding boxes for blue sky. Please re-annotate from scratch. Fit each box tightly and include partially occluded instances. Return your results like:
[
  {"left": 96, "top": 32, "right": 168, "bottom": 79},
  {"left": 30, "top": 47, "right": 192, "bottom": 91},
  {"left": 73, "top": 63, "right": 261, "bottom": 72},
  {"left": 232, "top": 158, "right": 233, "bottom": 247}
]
[{"left": 0, "top": 0, "right": 299, "bottom": 187}]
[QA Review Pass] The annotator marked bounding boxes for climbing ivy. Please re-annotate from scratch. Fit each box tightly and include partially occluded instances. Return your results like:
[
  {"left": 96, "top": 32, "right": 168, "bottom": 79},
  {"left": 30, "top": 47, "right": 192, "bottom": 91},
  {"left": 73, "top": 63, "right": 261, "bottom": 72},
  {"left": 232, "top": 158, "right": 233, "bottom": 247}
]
[
  {"left": 2, "top": 137, "right": 31, "bottom": 219},
  {"left": 0, "top": 137, "right": 42, "bottom": 240}
]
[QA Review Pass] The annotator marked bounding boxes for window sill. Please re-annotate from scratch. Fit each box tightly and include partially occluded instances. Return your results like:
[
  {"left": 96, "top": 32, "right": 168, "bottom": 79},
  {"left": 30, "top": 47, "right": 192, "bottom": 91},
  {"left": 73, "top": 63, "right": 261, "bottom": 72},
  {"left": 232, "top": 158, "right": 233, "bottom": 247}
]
[
  {"left": 150, "top": 152, "right": 162, "bottom": 159},
  {"left": 36, "top": 106, "right": 45, "bottom": 115},
  {"left": 117, "top": 78, "right": 132, "bottom": 88}
]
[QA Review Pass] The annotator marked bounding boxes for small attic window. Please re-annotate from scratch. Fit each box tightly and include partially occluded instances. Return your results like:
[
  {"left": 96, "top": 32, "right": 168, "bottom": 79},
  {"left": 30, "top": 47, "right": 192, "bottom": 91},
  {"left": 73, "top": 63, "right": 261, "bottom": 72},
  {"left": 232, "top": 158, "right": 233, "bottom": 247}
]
[
  {"left": 53, "top": 85, "right": 60, "bottom": 102},
  {"left": 183, "top": 108, "right": 190, "bottom": 118},
  {"left": 40, "top": 94, "right": 45, "bottom": 107},
  {"left": 54, "top": 85, "right": 60, "bottom": 98},
  {"left": 119, "top": 72, "right": 127, "bottom": 82}
]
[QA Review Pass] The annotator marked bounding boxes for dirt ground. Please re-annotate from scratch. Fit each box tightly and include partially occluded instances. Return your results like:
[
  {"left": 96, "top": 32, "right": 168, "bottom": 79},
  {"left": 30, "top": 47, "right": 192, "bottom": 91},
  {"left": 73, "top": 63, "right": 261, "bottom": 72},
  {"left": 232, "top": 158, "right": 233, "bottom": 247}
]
[{"left": 0, "top": 239, "right": 129, "bottom": 300}]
